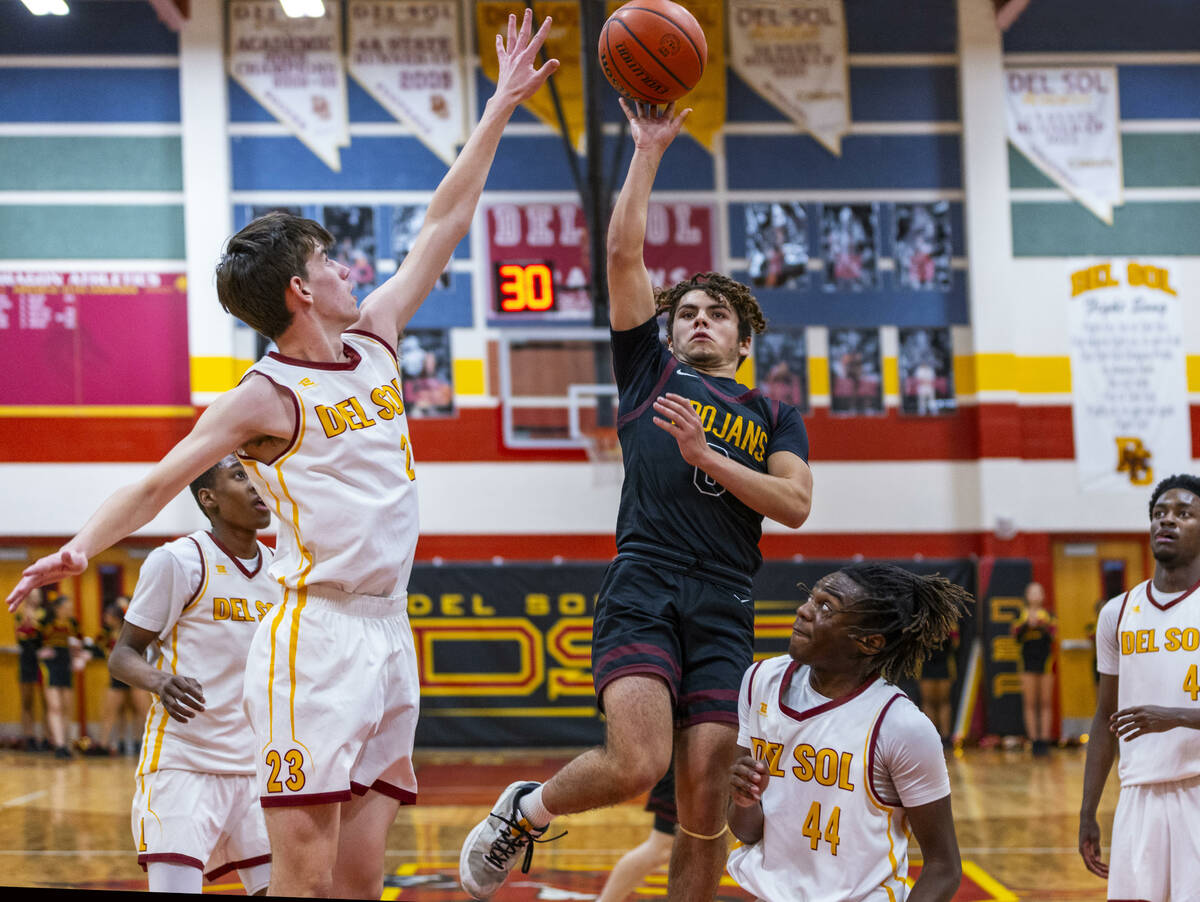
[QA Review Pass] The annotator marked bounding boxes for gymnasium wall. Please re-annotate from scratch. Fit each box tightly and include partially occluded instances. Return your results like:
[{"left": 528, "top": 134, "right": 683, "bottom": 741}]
[{"left": 1, "top": 0, "right": 1197, "bottom": 740}]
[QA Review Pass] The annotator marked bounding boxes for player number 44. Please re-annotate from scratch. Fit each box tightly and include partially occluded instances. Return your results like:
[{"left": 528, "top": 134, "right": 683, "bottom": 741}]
[
  {"left": 1185, "top": 663, "right": 1200, "bottom": 701},
  {"left": 802, "top": 800, "right": 841, "bottom": 855}
]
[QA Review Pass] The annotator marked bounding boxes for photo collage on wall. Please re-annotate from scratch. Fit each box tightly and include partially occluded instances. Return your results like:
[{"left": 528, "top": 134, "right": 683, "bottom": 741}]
[
  {"left": 244, "top": 205, "right": 455, "bottom": 419},
  {"left": 743, "top": 201, "right": 953, "bottom": 293},
  {"left": 745, "top": 200, "right": 956, "bottom": 417},
  {"left": 754, "top": 328, "right": 809, "bottom": 414}
]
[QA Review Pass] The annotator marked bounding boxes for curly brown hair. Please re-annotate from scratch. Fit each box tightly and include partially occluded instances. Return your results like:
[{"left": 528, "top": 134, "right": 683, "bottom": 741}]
[{"left": 653, "top": 272, "right": 768, "bottom": 344}]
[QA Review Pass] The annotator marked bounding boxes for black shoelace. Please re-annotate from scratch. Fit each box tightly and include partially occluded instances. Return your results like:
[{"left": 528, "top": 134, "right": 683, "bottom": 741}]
[{"left": 483, "top": 812, "right": 567, "bottom": 875}]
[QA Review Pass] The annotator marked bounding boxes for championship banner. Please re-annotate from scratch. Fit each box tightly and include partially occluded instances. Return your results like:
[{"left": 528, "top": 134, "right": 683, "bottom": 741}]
[
  {"left": 477, "top": 2, "right": 584, "bottom": 151},
  {"left": 1067, "top": 258, "right": 1189, "bottom": 492},
  {"left": 728, "top": 0, "right": 848, "bottom": 155},
  {"left": 411, "top": 558, "right": 975, "bottom": 747},
  {"left": 679, "top": 0, "right": 726, "bottom": 152},
  {"left": 1005, "top": 67, "right": 1123, "bottom": 223},
  {"left": 347, "top": 0, "right": 466, "bottom": 166},
  {"left": 484, "top": 200, "right": 715, "bottom": 324},
  {"left": 0, "top": 271, "right": 189, "bottom": 406},
  {"left": 229, "top": 0, "right": 350, "bottom": 171}
]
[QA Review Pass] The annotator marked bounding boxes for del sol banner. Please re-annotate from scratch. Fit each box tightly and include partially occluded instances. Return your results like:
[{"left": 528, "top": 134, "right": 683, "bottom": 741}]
[{"left": 1067, "top": 258, "right": 1189, "bottom": 492}]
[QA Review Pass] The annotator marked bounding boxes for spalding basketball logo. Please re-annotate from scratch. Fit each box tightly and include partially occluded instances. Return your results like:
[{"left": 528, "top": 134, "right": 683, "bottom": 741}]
[{"left": 658, "top": 34, "right": 680, "bottom": 56}]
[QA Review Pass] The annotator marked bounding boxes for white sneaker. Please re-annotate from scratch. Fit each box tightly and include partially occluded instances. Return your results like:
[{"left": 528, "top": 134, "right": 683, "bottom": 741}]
[{"left": 459, "top": 781, "right": 551, "bottom": 900}]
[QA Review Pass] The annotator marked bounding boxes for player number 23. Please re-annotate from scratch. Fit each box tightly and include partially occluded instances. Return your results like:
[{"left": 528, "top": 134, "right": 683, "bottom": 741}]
[
  {"left": 265, "top": 748, "right": 307, "bottom": 793},
  {"left": 802, "top": 800, "right": 841, "bottom": 855}
]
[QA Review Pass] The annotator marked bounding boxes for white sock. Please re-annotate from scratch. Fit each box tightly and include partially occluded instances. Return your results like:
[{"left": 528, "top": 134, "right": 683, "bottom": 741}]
[
  {"left": 147, "top": 861, "right": 203, "bottom": 893},
  {"left": 518, "top": 784, "right": 554, "bottom": 830}
]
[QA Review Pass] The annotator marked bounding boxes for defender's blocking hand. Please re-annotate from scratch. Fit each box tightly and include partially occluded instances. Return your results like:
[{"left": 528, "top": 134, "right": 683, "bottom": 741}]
[
  {"left": 493, "top": 9, "right": 560, "bottom": 107},
  {"left": 7, "top": 549, "right": 88, "bottom": 612}
]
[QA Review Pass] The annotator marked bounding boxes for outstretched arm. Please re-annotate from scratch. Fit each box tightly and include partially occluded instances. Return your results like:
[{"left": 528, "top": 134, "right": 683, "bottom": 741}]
[
  {"left": 355, "top": 9, "right": 559, "bottom": 342},
  {"left": 5, "top": 377, "right": 289, "bottom": 611},
  {"left": 606, "top": 99, "right": 690, "bottom": 331}
]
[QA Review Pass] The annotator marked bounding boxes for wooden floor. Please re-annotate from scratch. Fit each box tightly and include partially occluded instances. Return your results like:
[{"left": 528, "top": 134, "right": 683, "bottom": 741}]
[{"left": 0, "top": 744, "right": 1118, "bottom": 900}]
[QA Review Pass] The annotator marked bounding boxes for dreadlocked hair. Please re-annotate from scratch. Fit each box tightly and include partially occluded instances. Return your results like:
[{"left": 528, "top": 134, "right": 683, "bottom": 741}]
[
  {"left": 839, "top": 563, "right": 972, "bottom": 683},
  {"left": 654, "top": 272, "right": 767, "bottom": 343}
]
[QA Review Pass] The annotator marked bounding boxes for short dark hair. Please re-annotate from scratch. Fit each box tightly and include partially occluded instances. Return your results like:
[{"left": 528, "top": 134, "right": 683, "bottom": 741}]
[
  {"left": 654, "top": 272, "right": 767, "bottom": 346},
  {"left": 1148, "top": 473, "right": 1200, "bottom": 517},
  {"left": 838, "top": 563, "right": 972, "bottom": 683},
  {"left": 189, "top": 457, "right": 235, "bottom": 520},
  {"left": 214, "top": 212, "right": 334, "bottom": 340}
]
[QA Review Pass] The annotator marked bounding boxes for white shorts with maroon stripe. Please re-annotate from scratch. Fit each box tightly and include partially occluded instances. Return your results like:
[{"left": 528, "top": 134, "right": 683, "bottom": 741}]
[
  {"left": 1108, "top": 775, "right": 1200, "bottom": 902},
  {"left": 131, "top": 768, "right": 270, "bottom": 889},
  {"left": 242, "top": 589, "right": 420, "bottom": 808}
]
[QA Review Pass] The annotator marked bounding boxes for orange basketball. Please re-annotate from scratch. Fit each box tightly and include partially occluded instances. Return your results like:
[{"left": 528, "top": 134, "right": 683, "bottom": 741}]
[{"left": 598, "top": 0, "right": 707, "bottom": 104}]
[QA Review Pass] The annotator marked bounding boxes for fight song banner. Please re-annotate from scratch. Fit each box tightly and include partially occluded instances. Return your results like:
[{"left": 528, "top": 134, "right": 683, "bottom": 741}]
[
  {"left": 347, "top": 0, "right": 466, "bottom": 166},
  {"left": 728, "top": 0, "right": 849, "bottom": 155},
  {"left": 477, "top": 1, "right": 585, "bottom": 151},
  {"left": 1004, "top": 67, "right": 1123, "bottom": 223},
  {"left": 1067, "top": 259, "right": 1190, "bottom": 492},
  {"left": 229, "top": 0, "right": 350, "bottom": 171}
]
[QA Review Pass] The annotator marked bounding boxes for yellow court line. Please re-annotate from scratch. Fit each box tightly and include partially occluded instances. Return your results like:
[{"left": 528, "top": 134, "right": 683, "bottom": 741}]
[
  {"left": 0, "top": 405, "right": 194, "bottom": 418},
  {"left": 961, "top": 860, "right": 1019, "bottom": 902}
]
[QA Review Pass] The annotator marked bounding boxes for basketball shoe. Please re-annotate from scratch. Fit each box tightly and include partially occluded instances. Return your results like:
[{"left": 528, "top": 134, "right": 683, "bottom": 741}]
[{"left": 460, "top": 781, "right": 556, "bottom": 899}]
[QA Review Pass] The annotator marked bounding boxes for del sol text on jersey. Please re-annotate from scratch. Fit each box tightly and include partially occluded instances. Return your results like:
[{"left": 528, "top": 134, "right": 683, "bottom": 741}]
[
  {"left": 1121, "top": 627, "right": 1200, "bottom": 654},
  {"left": 316, "top": 378, "right": 406, "bottom": 439},
  {"left": 750, "top": 737, "right": 856, "bottom": 791}
]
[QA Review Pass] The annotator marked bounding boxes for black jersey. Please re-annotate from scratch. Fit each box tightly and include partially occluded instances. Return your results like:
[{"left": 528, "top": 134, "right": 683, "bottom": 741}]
[{"left": 611, "top": 317, "right": 810, "bottom": 577}]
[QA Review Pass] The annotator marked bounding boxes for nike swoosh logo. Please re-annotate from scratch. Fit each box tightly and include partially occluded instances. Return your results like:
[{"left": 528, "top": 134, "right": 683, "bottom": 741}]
[
  {"left": 735, "top": 596, "right": 752, "bottom": 605},
  {"left": 678, "top": 371, "right": 701, "bottom": 378}
]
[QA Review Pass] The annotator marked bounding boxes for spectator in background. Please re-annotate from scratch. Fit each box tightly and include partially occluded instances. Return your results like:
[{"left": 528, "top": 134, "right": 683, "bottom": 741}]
[
  {"left": 1013, "top": 581, "right": 1057, "bottom": 756},
  {"left": 919, "top": 629, "right": 959, "bottom": 748},
  {"left": 88, "top": 603, "right": 141, "bottom": 756},
  {"left": 14, "top": 589, "right": 47, "bottom": 751},
  {"left": 37, "top": 591, "right": 83, "bottom": 758}
]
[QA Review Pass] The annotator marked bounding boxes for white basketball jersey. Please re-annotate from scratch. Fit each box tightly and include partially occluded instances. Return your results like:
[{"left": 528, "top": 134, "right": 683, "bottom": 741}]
[
  {"left": 133, "top": 531, "right": 279, "bottom": 776},
  {"left": 727, "top": 657, "right": 913, "bottom": 902},
  {"left": 1097, "top": 578, "right": 1200, "bottom": 786},
  {"left": 238, "top": 330, "right": 419, "bottom": 601}
]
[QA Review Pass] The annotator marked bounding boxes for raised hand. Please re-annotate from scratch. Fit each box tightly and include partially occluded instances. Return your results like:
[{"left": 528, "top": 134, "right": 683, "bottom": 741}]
[
  {"left": 493, "top": 9, "right": 560, "bottom": 107},
  {"left": 618, "top": 98, "right": 691, "bottom": 156},
  {"left": 155, "top": 673, "right": 206, "bottom": 723},
  {"left": 6, "top": 549, "right": 88, "bottom": 612}
]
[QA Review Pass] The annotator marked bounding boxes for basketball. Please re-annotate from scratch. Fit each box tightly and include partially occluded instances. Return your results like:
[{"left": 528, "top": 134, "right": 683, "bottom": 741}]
[{"left": 598, "top": 0, "right": 707, "bottom": 104}]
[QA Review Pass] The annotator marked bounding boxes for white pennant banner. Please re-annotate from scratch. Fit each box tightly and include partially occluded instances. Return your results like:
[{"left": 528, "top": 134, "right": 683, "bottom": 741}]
[
  {"left": 347, "top": 0, "right": 466, "bottom": 166},
  {"left": 728, "top": 0, "right": 849, "bottom": 155},
  {"left": 1005, "top": 67, "right": 1123, "bottom": 224},
  {"left": 228, "top": 0, "right": 350, "bottom": 171},
  {"left": 1067, "top": 259, "right": 1189, "bottom": 492}
]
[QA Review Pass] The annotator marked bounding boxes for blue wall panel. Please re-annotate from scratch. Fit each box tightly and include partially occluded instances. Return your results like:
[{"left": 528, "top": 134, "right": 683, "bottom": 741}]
[
  {"left": 0, "top": 68, "right": 179, "bottom": 122},
  {"left": 845, "top": 0, "right": 957, "bottom": 54},
  {"left": 1004, "top": 0, "right": 1200, "bottom": 52},
  {"left": 0, "top": 1, "right": 176, "bottom": 54},
  {"left": 229, "top": 77, "right": 398, "bottom": 124},
  {"left": 728, "top": 67, "right": 959, "bottom": 124},
  {"left": 1119, "top": 66, "right": 1200, "bottom": 120},
  {"left": 726, "top": 135, "right": 962, "bottom": 190}
]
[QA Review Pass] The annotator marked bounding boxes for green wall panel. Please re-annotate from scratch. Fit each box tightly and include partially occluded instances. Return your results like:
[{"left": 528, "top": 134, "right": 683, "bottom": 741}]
[
  {"left": 0, "top": 205, "right": 184, "bottom": 258},
  {"left": 0, "top": 137, "right": 182, "bottom": 191},
  {"left": 1012, "top": 201, "right": 1200, "bottom": 256},
  {"left": 1010, "top": 134, "right": 1200, "bottom": 190}
]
